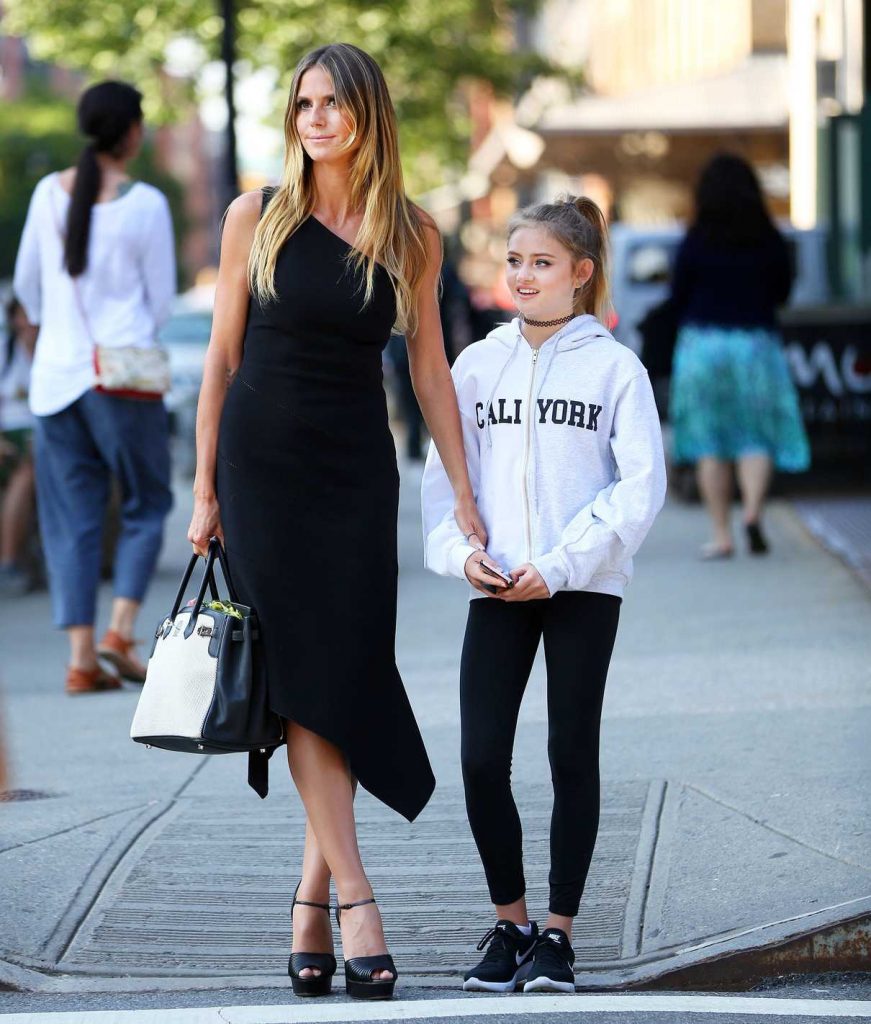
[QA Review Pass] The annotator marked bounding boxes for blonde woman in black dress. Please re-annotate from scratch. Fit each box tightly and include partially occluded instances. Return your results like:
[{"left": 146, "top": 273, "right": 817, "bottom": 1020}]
[{"left": 188, "top": 44, "right": 485, "bottom": 1000}]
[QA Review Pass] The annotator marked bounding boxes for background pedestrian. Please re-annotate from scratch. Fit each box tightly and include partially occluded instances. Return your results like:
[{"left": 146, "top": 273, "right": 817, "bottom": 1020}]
[
  {"left": 668, "top": 153, "right": 810, "bottom": 559},
  {"left": 12, "top": 80, "right": 176, "bottom": 694},
  {"left": 0, "top": 297, "right": 37, "bottom": 595}
]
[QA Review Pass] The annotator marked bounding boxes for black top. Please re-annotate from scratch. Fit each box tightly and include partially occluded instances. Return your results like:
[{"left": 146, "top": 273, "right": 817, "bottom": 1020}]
[{"left": 670, "top": 228, "right": 793, "bottom": 330}]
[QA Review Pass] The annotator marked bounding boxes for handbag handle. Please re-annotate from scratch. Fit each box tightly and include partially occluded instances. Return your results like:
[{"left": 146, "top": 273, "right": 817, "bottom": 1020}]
[
  {"left": 176, "top": 538, "right": 242, "bottom": 638},
  {"left": 211, "top": 538, "right": 240, "bottom": 604},
  {"left": 168, "top": 540, "right": 230, "bottom": 623}
]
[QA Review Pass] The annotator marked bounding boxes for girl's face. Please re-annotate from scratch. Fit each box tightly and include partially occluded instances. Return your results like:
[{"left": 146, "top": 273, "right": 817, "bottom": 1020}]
[
  {"left": 506, "top": 225, "right": 592, "bottom": 320},
  {"left": 295, "top": 66, "right": 358, "bottom": 164}
]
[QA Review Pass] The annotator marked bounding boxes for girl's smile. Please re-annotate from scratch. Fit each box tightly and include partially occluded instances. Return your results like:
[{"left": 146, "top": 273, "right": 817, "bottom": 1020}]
[{"left": 506, "top": 226, "right": 592, "bottom": 321}]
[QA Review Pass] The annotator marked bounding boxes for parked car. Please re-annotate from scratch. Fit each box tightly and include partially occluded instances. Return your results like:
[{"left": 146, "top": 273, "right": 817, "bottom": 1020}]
[
  {"left": 609, "top": 222, "right": 830, "bottom": 355},
  {"left": 160, "top": 307, "right": 212, "bottom": 477}
]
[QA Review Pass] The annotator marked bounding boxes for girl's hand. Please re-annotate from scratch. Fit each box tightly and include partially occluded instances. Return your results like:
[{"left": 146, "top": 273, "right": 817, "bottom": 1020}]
[
  {"left": 455, "top": 493, "right": 487, "bottom": 551},
  {"left": 188, "top": 494, "right": 223, "bottom": 556},
  {"left": 464, "top": 552, "right": 511, "bottom": 597},
  {"left": 498, "top": 563, "right": 550, "bottom": 602}
]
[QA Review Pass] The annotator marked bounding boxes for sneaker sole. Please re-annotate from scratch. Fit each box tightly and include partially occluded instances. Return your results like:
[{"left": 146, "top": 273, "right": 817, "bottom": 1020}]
[
  {"left": 523, "top": 975, "right": 575, "bottom": 994},
  {"left": 463, "top": 961, "right": 533, "bottom": 993}
]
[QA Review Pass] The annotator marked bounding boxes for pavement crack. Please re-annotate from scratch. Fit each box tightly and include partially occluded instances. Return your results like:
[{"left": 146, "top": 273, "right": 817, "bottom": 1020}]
[
  {"left": 684, "top": 782, "right": 871, "bottom": 874},
  {"left": 52, "top": 800, "right": 178, "bottom": 963},
  {"left": 0, "top": 802, "right": 152, "bottom": 855},
  {"left": 172, "top": 754, "right": 212, "bottom": 800},
  {"left": 637, "top": 780, "right": 669, "bottom": 952}
]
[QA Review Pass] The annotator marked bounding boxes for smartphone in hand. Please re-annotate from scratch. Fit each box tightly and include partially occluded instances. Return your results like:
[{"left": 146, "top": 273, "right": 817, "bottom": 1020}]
[{"left": 479, "top": 561, "right": 515, "bottom": 591}]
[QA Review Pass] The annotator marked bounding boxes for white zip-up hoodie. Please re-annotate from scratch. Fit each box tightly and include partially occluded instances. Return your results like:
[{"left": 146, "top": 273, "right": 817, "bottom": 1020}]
[{"left": 422, "top": 314, "right": 666, "bottom": 599}]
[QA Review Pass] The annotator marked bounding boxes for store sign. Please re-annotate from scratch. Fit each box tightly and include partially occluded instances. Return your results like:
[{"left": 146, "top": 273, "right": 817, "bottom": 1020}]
[{"left": 782, "top": 323, "right": 871, "bottom": 427}]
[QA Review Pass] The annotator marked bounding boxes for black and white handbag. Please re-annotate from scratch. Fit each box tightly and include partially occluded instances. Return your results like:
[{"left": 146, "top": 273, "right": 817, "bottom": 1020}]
[{"left": 130, "top": 539, "right": 284, "bottom": 760}]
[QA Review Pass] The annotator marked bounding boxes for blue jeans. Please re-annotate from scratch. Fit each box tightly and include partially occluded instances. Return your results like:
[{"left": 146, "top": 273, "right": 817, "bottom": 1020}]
[{"left": 34, "top": 391, "right": 172, "bottom": 628}]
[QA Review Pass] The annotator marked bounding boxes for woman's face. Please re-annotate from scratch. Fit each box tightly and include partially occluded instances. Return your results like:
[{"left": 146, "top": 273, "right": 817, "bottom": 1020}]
[
  {"left": 506, "top": 225, "right": 592, "bottom": 320},
  {"left": 295, "top": 66, "right": 357, "bottom": 164},
  {"left": 121, "top": 120, "right": 144, "bottom": 161}
]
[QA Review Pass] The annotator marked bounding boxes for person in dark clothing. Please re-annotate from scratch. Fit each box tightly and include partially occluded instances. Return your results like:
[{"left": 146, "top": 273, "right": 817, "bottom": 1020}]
[
  {"left": 386, "top": 332, "right": 424, "bottom": 460},
  {"left": 669, "top": 153, "right": 809, "bottom": 558}
]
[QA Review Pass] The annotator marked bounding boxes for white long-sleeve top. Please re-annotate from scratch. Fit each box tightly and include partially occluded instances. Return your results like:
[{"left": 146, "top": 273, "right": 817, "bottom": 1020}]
[
  {"left": 13, "top": 172, "right": 176, "bottom": 416},
  {"left": 421, "top": 315, "right": 667, "bottom": 599}
]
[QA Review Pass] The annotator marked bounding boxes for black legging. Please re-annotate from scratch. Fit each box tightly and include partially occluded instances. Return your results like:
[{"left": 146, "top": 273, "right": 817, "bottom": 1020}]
[{"left": 460, "top": 591, "right": 621, "bottom": 918}]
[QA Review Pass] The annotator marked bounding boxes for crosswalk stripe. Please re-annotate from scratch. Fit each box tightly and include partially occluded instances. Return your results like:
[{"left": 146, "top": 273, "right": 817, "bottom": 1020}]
[{"left": 2, "top": 993, "right": 871, "bottom": 1023}]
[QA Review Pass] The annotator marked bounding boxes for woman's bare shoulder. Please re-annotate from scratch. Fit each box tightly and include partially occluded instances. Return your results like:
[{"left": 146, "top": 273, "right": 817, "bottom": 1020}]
[
  {"left": 410, "top": 203, "right": 439, "bottom": 235},
  {"left": 221, "top": 190, "right": 266, "bottom": 254},
  {"left": 225, "top": 189, "right": 265, "bottom": 226}
]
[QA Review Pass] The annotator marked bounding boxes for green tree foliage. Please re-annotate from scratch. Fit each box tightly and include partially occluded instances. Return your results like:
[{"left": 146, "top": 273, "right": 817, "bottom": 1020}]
[
  {"left": 4, "top": 0, "right": 551, "bottom": 191},
  {"left": 0, "top": 84, "right": 186, "bottom": 280}
]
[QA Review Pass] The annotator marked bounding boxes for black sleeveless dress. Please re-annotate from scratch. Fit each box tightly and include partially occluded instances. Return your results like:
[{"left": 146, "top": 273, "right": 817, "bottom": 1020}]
[{"left": 216, "top": 193, "right": 435, "bottom": 821}]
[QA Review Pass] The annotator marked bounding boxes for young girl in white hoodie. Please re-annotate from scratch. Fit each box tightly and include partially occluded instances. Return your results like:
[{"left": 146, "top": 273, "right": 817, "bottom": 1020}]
[{"left": 422, "top": 196, "right": 666, "bottom": 994}]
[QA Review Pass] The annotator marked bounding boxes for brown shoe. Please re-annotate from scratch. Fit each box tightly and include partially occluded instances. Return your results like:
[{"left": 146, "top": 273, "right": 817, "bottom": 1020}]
[
  {"left": 97, "top": 630, "right": 147, "bottom": 683},
  {"left": 66, "top": 665, "right": 123, "bottom": 695}
]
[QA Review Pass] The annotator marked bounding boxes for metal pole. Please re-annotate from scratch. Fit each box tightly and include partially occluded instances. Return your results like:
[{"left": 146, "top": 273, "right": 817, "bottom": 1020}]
[{"left": 220, "top": 0, "right": 239, "bottom": 212}]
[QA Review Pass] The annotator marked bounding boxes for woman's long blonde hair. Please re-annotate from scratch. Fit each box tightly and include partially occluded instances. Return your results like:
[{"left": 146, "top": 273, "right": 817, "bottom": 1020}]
[
  {"left": 248, "top": 43, "right": 430, "bottom": 335},
  {"left": 508, "top": 195, "right": 611, "bottom": 323}
]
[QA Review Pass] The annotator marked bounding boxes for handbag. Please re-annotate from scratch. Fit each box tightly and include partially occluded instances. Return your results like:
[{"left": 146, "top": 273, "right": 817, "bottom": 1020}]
[
  {"left": 90, "top": 340, "right": 171, "bottom": 399},
  {"left": 130, "top": 538, "right": 284, "bottom": 762},
  {"left": 637, "top": 296, "right": 679, "bottom": 378},
  {"left": 50, "top": 180, "right": 171, "bottom": 399}
]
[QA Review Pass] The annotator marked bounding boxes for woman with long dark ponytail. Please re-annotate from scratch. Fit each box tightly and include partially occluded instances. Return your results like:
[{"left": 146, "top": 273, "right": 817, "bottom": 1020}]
[
  {"left": 668, "top": 153, "right": 810, "bottom": 558},
  {"left": 13, "top": 80, "right": 176, "bottom": 694}
]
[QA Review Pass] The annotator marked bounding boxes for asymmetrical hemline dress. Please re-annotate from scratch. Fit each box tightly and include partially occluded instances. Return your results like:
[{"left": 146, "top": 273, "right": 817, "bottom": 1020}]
[{"left": 216, "top": 190, "right": 435, "bottom": 821}]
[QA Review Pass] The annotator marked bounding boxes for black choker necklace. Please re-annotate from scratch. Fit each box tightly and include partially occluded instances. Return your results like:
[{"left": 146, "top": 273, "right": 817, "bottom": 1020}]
[{"left": 521, "top": 312, "right": 575, "bottom": 328}]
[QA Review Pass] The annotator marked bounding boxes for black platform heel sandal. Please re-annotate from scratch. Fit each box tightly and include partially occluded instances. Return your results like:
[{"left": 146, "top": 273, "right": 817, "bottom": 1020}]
[
  {"left": 336, "top": 896, "right": 397, "bottom": 1000},
  {"left": 288, "top": 881, "right": 337, "bottom": 997}
]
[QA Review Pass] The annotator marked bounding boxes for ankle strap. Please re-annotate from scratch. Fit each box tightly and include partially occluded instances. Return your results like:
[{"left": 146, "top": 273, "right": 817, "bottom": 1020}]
[
  {"left": 335, "top": 895, "right": 376, "bottom": 925},
  {"left": 336, "top": 897, "right": 376, "bottom": 912},
  {"left": 294, "top": 896, "right": 332, "bottom": 912}
]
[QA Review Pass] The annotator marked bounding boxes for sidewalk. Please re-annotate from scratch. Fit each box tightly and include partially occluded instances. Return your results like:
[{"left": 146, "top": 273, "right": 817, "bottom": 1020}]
[{"left": 1, "top": 465, "right": 869, "bottom": 995}]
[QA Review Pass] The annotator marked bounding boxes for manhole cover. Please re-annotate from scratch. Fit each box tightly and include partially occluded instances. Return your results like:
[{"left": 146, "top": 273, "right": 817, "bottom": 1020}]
[
  {"left": 61, "top": 781, "right": 654, "bottom": 977},
  {"left": 0, "top": 789, "right": 57, "bottom": 802}
]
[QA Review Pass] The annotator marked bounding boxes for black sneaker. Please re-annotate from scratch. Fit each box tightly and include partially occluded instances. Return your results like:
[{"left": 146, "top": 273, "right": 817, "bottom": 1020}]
[
  {"left": 523, "top": 927, "right": 575, "bottom": 993},
  {"left": 463, "top": 919, "right": 539, "bottom": 992}
]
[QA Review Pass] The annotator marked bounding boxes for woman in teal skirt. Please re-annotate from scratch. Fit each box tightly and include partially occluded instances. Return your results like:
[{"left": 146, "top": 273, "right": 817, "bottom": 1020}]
[{"left": 669, "top": 153, "right": 809, "bottom": 558}]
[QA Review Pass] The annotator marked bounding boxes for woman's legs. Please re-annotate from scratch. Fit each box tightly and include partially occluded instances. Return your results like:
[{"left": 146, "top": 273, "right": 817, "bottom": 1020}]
[
  {"left": 285, "top": 722, "right": 393, "bottom": 981},
  {"left": 83, "top": 393, "right": 172, "bottom": 625},
  {"left": 736, "top": 452, "right": 772, "bottom": 526},
  {"left": 292, "top": 818, "right": 335, "bottom": 978},
  {"left": 0, "top": 457, "right": 35, "bottom": 566},
  {"left": 460, "top": 599, "right": 542, "bottom": 919},
  {"left": 541, "top": 592, "right": 621, "bottom": 936},
  {"left": 696, "top": 456, "right": 734, "bottom": 552},
  {"left": 34, "top": 403, "right": 111, "bottom": 660}
]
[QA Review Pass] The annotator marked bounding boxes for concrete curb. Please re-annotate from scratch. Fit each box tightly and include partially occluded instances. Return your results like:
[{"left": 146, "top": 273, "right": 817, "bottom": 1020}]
[{"left": 2, "top": 895, "right": 869, "bottom": 995}]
